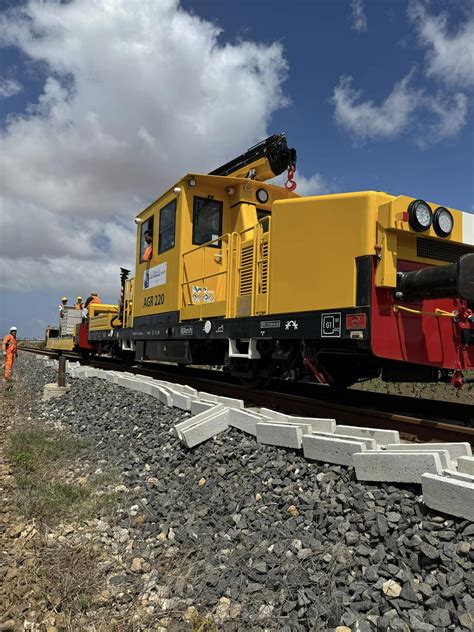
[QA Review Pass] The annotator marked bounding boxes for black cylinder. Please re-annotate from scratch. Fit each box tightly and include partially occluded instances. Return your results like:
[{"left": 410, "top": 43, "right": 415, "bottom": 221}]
[{"left": 396, "top": 253, "right": 474, "bottom": 301}]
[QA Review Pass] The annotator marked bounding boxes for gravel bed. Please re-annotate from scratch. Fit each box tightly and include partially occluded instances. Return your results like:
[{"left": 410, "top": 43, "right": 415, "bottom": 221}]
[{"left": 8, "top": 353, "right": 474, "bottom": 631}]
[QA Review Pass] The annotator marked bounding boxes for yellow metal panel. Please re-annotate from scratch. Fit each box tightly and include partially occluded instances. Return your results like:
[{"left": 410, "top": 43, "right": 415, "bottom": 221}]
[
  {"left": 133, "top": 191, "right": 182, "bottom": 323},
  {"left": 384, "top": 195, "right": 464, "bottom": 243},
  {"left": 269, "top": 192, "right": 390, "bottom": 313},
  {"left": 45, "top": 337, "right": 75, "bottom": 351},
  {"left": 89, "top": 314, "right": 118, "bottom": 331},
  {"left": 374, "top": 196, "right": 469, "bottom": 285}
]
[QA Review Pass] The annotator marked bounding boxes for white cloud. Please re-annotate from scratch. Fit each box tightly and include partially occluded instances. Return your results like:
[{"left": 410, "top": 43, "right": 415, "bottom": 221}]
[
  {"left": 408, "top": 1, "right": 474, "bottom": 88},
  {"left": 332, "top": 71, "right": 467, "bottom": 146},
  {"left": 415, "top": 91, "right": 468, "bottom": 149},
  {"left": 0, "top": 77, "right": 22, "bottom": 98},
  {"left": 0, "top": 0, "right": 291, "bottom": 295},
  {"left": 332, "top": 72, "right": 421, "bottom": 141},
  {"left": 351, "top": 0, "right": 368, "bottom": 33}
]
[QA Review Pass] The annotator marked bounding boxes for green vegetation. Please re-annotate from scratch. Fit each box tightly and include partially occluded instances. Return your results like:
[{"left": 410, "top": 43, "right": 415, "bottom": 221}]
[{"left": 8, "top": 427, "right": 117, "bottom": 525}]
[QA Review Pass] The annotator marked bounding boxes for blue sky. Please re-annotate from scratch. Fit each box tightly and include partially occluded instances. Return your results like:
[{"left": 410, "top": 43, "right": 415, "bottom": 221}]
[
  {"left": 0, "top": 0, "right": 473, "bottom": 336},
  {"left": 181, "top": 0, "right": 473, "bottom": 207}
]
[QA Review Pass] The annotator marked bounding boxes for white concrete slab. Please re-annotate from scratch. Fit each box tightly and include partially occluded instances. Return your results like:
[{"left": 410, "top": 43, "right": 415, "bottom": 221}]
[
  {"left": 303, "top": 434, "right": 367, "bottom": 466},
  {"left": 169, "top": 390, "right": 192, "bottom": 411},
  {"left": 158, "top": 388, "right": 173, "bottom": 407},
  {"left": 258, "top": 408, "right": 289, "bottom": 422},
  {"left": 198, "top": 391, "right": 218, "bottom": 402},
  {"left": 174, "top": 405, "right": 229, "bottom": 448},
  {"left": 311, "top": 431, "right": 376, "bottom": 450},
  {"left": 191, "top": 400, "right": 216, "bottom": 415},
  {"left": 443, "top": 469, "right": 474, "bottom": 484},
  {"left": 287, "top": 416, "right": 336, "bottom": 434},
  {"left": 353, "top": 450, "right": 445, "bottom": 484},
  {"left": 181, "top": 385, "right": 198, "bottom": 397},
  {"left": 336, "top": 425, "right": 400, "bottom": 445},
  {"left": 422, "top": 473, "right": 474, "bottom": 521},
  {"left": 386, "top": 442, "right": 471, "bottom": 462},
  {"left": 174, "top": 404, "right": 227, "bottom": 433},
  {"left": 228, "top": 408, "right": 263, "bottom": 436},
  {"left": 457, "top": 456, "right": 474, "bottom": 476},
  {"left": 256, "top": 422, "right": 303, "bottom": 449}
]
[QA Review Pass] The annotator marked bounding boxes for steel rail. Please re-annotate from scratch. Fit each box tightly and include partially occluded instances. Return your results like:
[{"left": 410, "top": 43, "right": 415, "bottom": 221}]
[{"left": 20, "top": 346, "right": 474, "bottom": 446}]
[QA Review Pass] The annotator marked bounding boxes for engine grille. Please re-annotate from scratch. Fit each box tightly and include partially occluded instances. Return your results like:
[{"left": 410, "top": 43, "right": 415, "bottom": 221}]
[
  {"left": 416, "top": 237, "right": 474, "bottom": 263},
  {"left": 259, "top": 242, "right": 269, "bottom": 294},
  {"left": 239, "top": 244, "right": 254, "bottom": 295}
]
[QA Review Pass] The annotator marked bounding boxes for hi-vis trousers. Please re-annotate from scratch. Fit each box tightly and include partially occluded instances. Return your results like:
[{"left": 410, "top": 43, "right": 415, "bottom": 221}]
[{"left": 4, "top": 351, "right": 15, "bottom": 381}]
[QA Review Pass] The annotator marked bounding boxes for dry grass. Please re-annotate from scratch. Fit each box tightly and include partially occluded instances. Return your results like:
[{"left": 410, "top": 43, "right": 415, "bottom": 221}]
[
  {"left": 35, "top": 540, "right": 104, "bottom": 615},
  {"left": 8, "top": 426, "right": 117, "bottom": 525}
]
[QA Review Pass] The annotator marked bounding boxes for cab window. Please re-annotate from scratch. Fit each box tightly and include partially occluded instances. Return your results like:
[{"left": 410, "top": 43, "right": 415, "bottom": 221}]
[
  {"left": 140, "top": 216, "right": 154, "bottom": 262},
  {"left": 159, "top": 199, "right": 176, "bottom": 253},
  {"left": 192, "top": 196, "right": 223, "bottom": 246},
  {"left": 257, "top": 209, "right": 271, "bottom": 232}
]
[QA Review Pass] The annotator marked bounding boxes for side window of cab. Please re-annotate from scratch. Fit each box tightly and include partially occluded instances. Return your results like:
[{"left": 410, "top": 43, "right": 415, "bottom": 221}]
[
  {"left": 192, "top": 196, "right": 223, "bottom": 247},
  {"left": 140, "top": 217, "right": 154, "bottom": 262},
  {"left": 159, "top": 199, "right": 177, "bottom": 253}
]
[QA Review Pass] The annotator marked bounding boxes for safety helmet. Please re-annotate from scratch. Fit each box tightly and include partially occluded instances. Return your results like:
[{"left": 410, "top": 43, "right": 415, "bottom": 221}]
[
  {"left": 91, "top": 292, "right": 97, "bottom": 296},
  {"left": 76, "top": 296, "right": 83, "bottom": 300},
  {"left": 61, "top": 296, "right": 68, "bottom": 302},
  {"left": 10, "top": 326, "right": 17, "bottom": 331}
]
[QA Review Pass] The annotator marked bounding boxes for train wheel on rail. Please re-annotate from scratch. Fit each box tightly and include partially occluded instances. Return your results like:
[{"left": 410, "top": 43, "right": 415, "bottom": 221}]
[{"left": 120, "top": 351, "right": 134, "bottom": 367}]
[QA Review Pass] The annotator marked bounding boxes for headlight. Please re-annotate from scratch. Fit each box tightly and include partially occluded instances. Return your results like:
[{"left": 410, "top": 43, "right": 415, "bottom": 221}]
[
  {"left": 408, "top": 199, "right": 433, "bottom": 232},
  {"left": 433, "top": 207, "right": 453, "bottom": 237},
  {"left": 256, "top": 188, "right": 269, "bottom": 204}
]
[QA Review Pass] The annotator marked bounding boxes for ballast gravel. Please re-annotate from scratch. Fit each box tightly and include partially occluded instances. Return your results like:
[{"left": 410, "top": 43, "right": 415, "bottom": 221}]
[{"left": 8, "top": 354, "right": 474, "bottom": 631}]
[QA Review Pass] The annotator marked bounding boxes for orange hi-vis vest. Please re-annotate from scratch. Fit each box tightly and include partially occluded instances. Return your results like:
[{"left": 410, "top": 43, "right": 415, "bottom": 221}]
[
  {"left": 2, "top": 334, "right": 17, "bottom": 354},
  {"left": 90, "top": 295, "right": 102, "bottom": 304},
  {"left": 142, "top": 244, "right": 152, "bottom": 262}
]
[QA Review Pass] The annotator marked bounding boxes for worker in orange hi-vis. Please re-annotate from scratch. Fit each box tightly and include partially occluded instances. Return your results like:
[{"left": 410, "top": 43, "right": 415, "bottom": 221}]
[
  {"left": 2, "top": 326, "right": 18, "bottom": 381},
  {"left": 84, "top": 292, "right": 102, "bottom": 310},
  {"left": 142, "top": 230, "right": 153, "bottom": 262}
]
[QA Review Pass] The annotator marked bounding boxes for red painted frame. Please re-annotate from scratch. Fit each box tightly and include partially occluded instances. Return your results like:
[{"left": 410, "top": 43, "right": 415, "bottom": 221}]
[{"left": 370, "top": 259, "right": 474, "bottom": 371}]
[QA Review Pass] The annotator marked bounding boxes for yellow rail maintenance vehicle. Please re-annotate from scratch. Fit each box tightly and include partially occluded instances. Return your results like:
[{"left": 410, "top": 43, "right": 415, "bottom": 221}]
[
  {"left": 46, "top": 303, "right": 118, "bottom": 354},
  {"left": 86, "top": 134, "right": 474, "bottom": 388}
]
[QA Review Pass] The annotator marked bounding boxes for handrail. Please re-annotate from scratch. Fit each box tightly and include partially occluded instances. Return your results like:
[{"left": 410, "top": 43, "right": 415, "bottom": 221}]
[
  {"left": 181, "top": 233, "right": 231, "bottom": 257},
  {"left": 180, "top": 217, "right": 272, "bottom": 318}
]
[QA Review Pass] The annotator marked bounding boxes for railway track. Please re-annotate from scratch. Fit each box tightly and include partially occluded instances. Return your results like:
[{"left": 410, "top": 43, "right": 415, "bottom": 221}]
[{"left": 20, "top": 346, "right": 474, "bottom": 445}]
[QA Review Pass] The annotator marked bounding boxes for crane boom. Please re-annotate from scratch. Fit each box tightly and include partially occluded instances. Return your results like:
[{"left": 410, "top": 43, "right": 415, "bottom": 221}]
[{"left": 209, "top": 133, "right": 296, "bottom": 182}]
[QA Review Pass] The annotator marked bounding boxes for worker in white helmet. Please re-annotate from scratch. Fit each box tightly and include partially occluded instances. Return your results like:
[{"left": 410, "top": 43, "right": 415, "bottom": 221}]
[
  {"left": 59, "top": 296, "right": 68, "bottom": 318},
  {"left": 2, "top": 326, "right": 18, "bottom": 381}
]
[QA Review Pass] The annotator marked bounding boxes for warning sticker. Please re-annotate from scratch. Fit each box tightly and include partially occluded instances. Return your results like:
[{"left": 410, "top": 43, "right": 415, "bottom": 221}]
[
  {"left": 321, "top": 312, "right": 342, "bottom": 338},
  {"left": 191, "top": 286, "right": 215, "bottom": 304}
]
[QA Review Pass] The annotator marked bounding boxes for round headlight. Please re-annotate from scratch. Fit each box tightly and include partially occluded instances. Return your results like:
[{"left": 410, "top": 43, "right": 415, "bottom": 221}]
[
  {"left": 408, "top": 199, "right": 433, "bottom": 232},
  {"left": 433, "top": 207, "right": 453, "bottom": 237},
  {"left": 256, "top": 188, "right": 269, "bottom": 204}
]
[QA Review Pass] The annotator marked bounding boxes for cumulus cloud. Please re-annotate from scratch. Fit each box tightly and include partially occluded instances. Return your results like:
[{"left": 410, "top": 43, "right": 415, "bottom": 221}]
[
  {"left": 0, "top": 0, "right": 303, "bottom": 295},
  {"left": 332, "top": 72, "right": 421, "bottom": 141},
  {"left": 408, "top": 1, "right": 474, "bottom": 88},
  {"left": 416, "top": 91, "right": 468, "bottom": 149},
  {"left": 0, "top": 77, "right": 22, "bottom": 98},
  {"left": 332, "top": 71, "right": 468, "bottom": 146},
  {"left": 351, "top": 0, "right": 368, "bottom": 33}
]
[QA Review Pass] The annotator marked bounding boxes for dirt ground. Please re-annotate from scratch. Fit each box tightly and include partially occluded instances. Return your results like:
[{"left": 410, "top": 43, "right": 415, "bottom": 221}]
[{"left": 352, "top": 374, "right": 474, "bottom": 405}]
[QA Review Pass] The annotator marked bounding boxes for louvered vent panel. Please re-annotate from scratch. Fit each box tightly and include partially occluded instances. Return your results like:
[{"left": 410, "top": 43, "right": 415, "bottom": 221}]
[
  {"left": 240, "top": 244, "right": 254, "bottom": 295},
  {"left": 260, "top": 242, "right": 269, "bottom": 294},
  {"left": 416, "top": 237, "right": 473, "bottom": 263}
]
